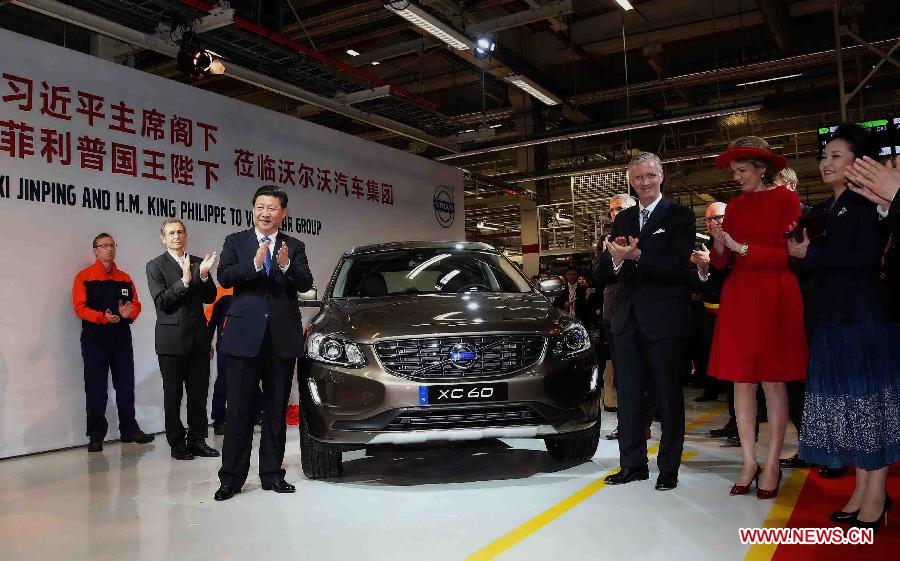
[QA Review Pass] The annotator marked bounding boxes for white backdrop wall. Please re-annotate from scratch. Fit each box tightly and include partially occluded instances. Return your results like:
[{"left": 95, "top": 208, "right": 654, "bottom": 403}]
[{"left": 0, "top": 29, "right": 464, "bottom": 457}]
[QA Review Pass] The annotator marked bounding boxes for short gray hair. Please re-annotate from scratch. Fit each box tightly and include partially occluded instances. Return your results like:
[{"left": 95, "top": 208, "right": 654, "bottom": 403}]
[
  {"left": 610, "top": 193, "right": 636, "bottom": 209},
  {"left": 625, "top": 152, "right": 662, "bottom": 185},
  {"left": 160, "top": 218, "right": 185, "bottom": 235},
  {"left": 628, "top": 151, "right": 662, "bottom": 169}
]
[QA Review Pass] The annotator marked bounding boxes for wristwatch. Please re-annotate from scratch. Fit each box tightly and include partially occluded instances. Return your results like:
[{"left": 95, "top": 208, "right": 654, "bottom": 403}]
[{"left": 738, "top": 243, "right": 749, "bottom": 256}]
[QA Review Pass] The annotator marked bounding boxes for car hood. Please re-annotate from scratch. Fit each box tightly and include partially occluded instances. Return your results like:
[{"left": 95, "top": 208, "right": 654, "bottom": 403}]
[{"left": 314, "top": 293, "right": 570, "bottom": 343}]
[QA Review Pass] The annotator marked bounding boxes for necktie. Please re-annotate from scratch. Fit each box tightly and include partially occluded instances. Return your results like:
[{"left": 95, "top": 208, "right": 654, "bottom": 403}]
[
  {"left": 262, "top": 236, "right": 272, "bottom": 274},
  {"left": 640, "top": 208, "right": 650, "bottom": 231}
]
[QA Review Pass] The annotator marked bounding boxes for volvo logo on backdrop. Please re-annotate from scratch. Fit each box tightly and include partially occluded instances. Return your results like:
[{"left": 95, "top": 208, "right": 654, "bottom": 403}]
[
  {"left": 449, "top": 343, "right": 478, "bottom": 369},
  {"left": 433, "top": 185, "right": 455, "bottom": 228}
]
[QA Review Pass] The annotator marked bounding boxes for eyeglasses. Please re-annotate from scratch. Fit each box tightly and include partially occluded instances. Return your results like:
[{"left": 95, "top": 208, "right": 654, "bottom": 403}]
[
  {"left": 94, "top": 243, "right": 117, "bottom": 249},
  {"left": 706, "top": 215, "right": 725, "bottom": 222}
]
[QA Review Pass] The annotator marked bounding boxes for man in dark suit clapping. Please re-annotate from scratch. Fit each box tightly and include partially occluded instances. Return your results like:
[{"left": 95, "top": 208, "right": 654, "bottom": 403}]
[
  {"left": 593, "top": 152, "right": 695, "bottom": 491},
  {"left": 146, "top": 219, "right": 219, "bottom": 461},
  {"left": 214, "top": 185, "right": 314, "bottom": 501}
]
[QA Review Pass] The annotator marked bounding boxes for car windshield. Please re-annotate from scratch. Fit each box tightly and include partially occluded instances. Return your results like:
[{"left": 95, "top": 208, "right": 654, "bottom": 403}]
[{"left": 331, "top": 248, "right": 534, "bottom": 297}]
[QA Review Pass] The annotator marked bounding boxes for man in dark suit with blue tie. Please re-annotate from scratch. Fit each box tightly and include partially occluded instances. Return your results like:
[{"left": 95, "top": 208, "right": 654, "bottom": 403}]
[
  {"left": 593, "top": 152, "right": 695, "bottom": 491},
  {"left": 214, "top": 185, "right": 314, "bottom": 501}
]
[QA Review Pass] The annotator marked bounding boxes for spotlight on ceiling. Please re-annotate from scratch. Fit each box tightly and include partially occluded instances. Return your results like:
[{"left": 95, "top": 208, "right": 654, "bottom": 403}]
[
  {"left": 177, "top": 45, "right": 225, "bottom": 78},
  {"left": 474, "top": 35, "right": 495, "bottom": 60}
]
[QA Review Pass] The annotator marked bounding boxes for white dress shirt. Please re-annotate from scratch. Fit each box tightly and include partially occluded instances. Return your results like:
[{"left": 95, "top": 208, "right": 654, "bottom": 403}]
[
  {"left": 254, "top": 228, "right": 290, "bottom": 273},
  {"left": 613, "top": 193, "right": 663, "bottom": 273}
]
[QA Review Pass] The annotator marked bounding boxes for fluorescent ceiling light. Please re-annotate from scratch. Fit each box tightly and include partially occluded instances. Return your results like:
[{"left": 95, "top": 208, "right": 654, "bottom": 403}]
[
  {"left": 735, "top": 73, "right": 802, "bottom": 87},
  {"left": 615, "top": 0, "right": 634, "bottom": 10},
  {"left": 489, "top": 123, "right": 502, "bottom": 128},
  {"left": 371, "top": 61, "right": 380, "bottom": 65},
  {"left": 505, "top": 74, "right": 561, "bottom": 106},
  {"left": 476, "top": 221, "right": 499, "bottom": 230},
  {"left": 346, "top": 49, "right": 360, "bottom": 56},
  {"left": 435, "top": 104, "right": 763, "bottom": 160},
  {"left": 385, "top": 3, "right": 470, "bottom": 51}
]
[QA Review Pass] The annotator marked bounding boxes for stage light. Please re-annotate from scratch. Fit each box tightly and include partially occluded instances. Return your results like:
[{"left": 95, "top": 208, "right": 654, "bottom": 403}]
[
  {"left": 474, "top": 35, "right": 495, "bottom": 60},
  {"left": 615, "top": 0, "right": 634, "bottom": 10},
  {"left": 346, "top": 49, "right": 360, "bottom": 56},
  {"left": 177, "top": 45, "right": 225, "bottom": 78}
]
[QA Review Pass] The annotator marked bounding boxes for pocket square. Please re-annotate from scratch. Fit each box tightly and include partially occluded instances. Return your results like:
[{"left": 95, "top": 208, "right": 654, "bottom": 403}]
[{"left": 652, "top": 228, "right": 666, "bottom": 234}]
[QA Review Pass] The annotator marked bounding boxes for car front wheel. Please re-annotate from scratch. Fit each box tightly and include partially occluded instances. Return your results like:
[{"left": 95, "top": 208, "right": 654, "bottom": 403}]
[
  {"left": 545, "top": 422, "right": 601, "bottom": 463},
  {"left": 299, "top": 412, "right": 343, "bottom": 479}
]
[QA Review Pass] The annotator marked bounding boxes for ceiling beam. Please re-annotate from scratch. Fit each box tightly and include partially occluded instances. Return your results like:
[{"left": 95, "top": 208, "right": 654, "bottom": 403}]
[
  {"left": 578, "top": 0, "right": 830, "bottom": 57},
  {"left": 344, "top": 37, "right": 434, "bottom": 66},
  {"left": 465, "top": 0, "right": 573, "bottom": 35},
  {"left": 574, "top": 36, "right": 900, "bottom": 105},
  {"left": 757, "top": 0, "right": 792, "bottom": 54}
]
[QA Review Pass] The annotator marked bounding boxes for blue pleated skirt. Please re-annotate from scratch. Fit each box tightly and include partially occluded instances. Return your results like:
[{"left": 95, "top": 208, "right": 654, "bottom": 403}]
[{"left": 798, "top": 319, "right": 900, "bottom": 470}]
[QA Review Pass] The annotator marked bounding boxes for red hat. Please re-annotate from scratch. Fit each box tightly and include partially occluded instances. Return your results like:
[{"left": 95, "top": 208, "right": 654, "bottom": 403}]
[{"left": 714, "top": 146, "right": 788, "bottom": 171}]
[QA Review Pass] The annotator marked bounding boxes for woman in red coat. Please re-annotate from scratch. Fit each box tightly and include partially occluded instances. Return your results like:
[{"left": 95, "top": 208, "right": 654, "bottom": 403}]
[{"left": 708, "top": 136, "right": 808, "bottom": 499}]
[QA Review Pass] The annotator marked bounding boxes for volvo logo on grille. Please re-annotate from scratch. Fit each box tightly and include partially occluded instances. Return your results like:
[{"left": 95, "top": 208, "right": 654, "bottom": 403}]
[{"left": 449, "top": 343, "right": 478, "bottom": 369}]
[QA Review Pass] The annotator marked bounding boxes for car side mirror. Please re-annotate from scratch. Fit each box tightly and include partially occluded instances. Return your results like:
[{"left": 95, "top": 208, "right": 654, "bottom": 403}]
[
  {"left": 298, "top": 286, "right": 322, "bottom": 308},
  {"left": 538, "top": 278, "right": 565, "bottom": 299}
]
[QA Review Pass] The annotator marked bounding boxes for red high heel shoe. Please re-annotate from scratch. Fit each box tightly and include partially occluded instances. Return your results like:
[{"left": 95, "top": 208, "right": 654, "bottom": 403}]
[
  {"left": 757, "top": 468, "right": 783, "bottom": 500},
  {"left": 730, "top": 465, "right": 761, "bottom": 496}
]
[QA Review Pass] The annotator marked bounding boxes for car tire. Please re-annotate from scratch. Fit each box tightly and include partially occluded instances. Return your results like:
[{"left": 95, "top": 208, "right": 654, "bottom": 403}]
[
  {"left": 545, "top": 422, "right": 601, "bottom": 463},
  {"left": 299, "top": 413, "right": 343, "bottom": 479}
]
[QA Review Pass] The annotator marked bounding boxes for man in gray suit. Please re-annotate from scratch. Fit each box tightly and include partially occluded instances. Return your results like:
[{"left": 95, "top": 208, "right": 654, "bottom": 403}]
[{"left": 146, "top": 219, "right": 219, "bottom": 460}]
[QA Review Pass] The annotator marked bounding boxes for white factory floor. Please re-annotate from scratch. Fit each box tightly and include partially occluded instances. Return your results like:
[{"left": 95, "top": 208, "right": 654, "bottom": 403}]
[{"left": 0, "top": 395, "right": 818, "bottom": 561}]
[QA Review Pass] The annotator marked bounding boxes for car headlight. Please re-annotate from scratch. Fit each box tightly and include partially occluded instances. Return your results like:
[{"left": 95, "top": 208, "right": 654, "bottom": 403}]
[
  {"left": 306, "top": 333, "right": 367, "bottom": 367},
  {"left": 551, "top": 323, "right": 591, "bottom": 357}
]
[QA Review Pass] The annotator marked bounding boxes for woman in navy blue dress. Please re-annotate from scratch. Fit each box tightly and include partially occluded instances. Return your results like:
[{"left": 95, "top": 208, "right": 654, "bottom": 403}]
[{"left": 789, "top": 124, "right": 900, "bottom": 532}]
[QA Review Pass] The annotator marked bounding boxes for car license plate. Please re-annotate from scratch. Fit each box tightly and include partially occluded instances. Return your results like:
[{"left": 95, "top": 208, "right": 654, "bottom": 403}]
[{"left": 420, "top": 383, "right": 508, "bottom": 405}]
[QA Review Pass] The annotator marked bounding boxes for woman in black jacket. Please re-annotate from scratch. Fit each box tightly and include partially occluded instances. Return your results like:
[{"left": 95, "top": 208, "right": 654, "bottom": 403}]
[{"left": 788, "top": 124, "right": 900, "bottom": 532}]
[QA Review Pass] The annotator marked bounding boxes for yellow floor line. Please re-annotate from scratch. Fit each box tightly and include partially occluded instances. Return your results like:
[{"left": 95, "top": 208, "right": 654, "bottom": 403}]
[
  {"left": 464, "top": 405, "right": 727, "bottom": 561},
  {"left": 742, "top": 468, "right": 810, "bottom": 561}
]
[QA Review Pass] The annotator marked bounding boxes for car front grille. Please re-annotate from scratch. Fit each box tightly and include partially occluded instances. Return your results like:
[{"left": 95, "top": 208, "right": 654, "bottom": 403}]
[
  {"left": 373, "top": 335, "right": 546, "bottom": 380},
  {"left": 384, "top": 403, "right": 542, "bottom": 431}
]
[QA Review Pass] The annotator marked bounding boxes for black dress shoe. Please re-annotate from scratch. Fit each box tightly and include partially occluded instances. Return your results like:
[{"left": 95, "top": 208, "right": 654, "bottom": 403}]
[
  {"left": 214, "top": 484, "right": 240, "bottom": 501},
  {"left": 261, "top": 480, "right": 296, "bottom": 493},
  {"left": 171, "top": 446, "right": 195, "bottom": 461},
  {"left": 187, "top": 442, "right": 220, "bottom": 457},
  {"left": 818, "top": 466, "right": 847, "bottom": 479},
  {"left": 87, "top": 440, "right": 103, "bottom": 452},
  {"left": 709, "top": 426, "right": 736, "bottom": 438},
  {"left": 656, "top": 471, "right": 678, "bottom": 491},
  {"left": 605, "top": 467, "right": 650, "bottom": 485},
  {"left": 213, "top": 423, "right": 226, "bottom": 436},
  {"left": 121, "top": 431, "right": 155, "bottom": 444},
  {"left": 723, "top": 435, "right": 741, "bottom": 447},
  {"left": 779, "top": 454, "right": 808, "bottom": 469},
  {"left": 605, "top": 427, "right": 619, "bottom": 440}
]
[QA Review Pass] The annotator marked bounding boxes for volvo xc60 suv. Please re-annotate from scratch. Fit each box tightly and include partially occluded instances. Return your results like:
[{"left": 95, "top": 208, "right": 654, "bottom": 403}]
[{"left": 298, "top": 241, "right": 600, "bottom": 478}]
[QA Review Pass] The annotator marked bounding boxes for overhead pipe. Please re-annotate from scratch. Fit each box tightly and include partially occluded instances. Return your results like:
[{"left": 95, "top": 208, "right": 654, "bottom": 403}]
[{"left": 11, "top": 0, "right": 458, "bottom": 152}]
